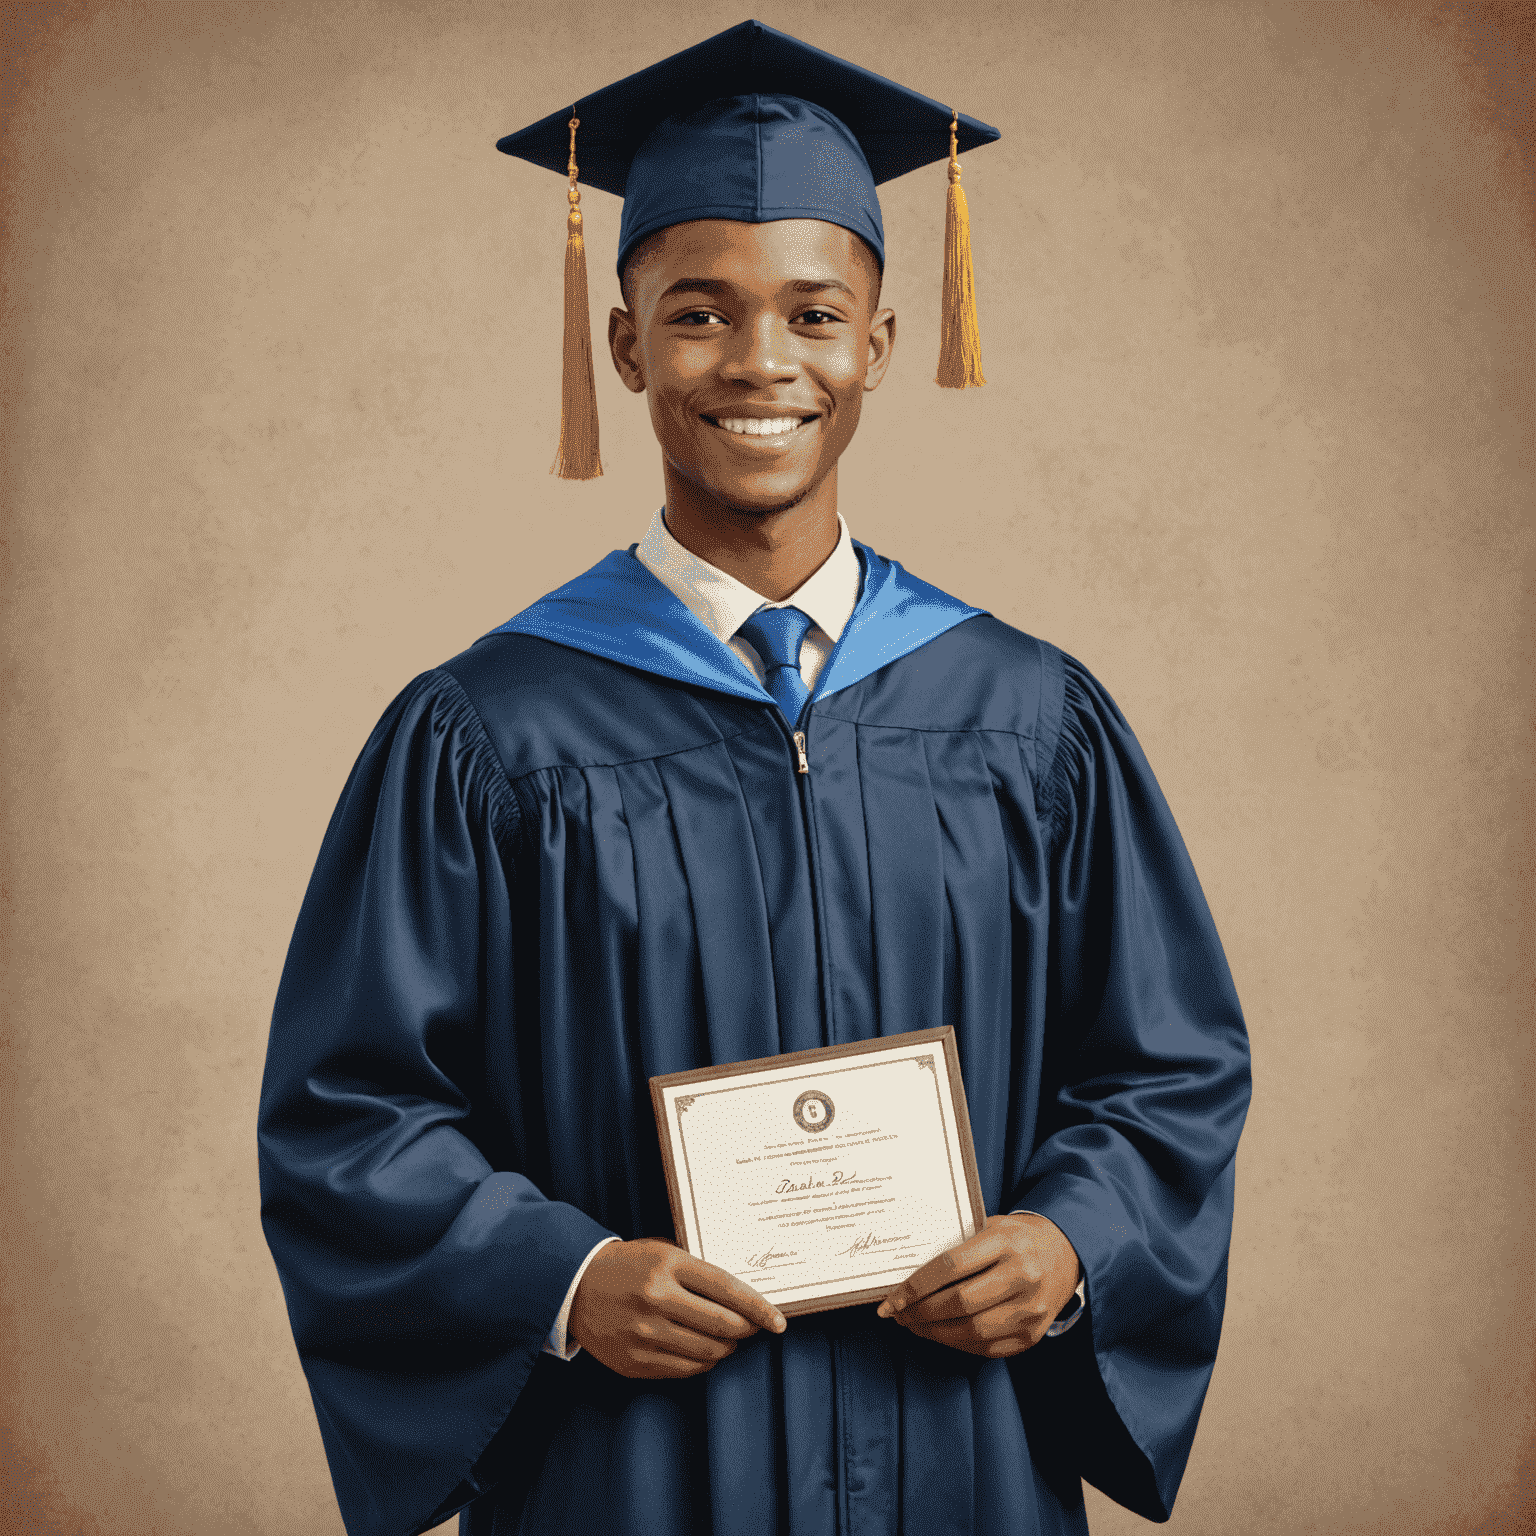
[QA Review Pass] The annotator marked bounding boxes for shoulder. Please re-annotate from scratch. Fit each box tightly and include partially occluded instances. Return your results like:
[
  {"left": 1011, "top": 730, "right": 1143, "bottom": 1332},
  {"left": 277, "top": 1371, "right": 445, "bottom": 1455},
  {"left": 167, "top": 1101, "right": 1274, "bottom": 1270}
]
[
  {"left": 439, "top": 627, "right": 637, "bottom": 715},
  {"left": 365, "top": 663, "right": 490, "bottom": 747},
  {"left": 824, "top": 610, "right": 1069, "bottom": 743},
  {"left": 335, "top": 665, "right": 522, "bottom": 843},
  {"left": 435, "top": 630, "right": 750, "bottom": 778}
]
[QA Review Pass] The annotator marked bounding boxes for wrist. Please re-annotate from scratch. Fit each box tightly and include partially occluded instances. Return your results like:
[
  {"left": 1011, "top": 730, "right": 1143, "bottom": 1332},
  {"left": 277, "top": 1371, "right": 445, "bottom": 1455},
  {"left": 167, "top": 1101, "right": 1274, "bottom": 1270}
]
[
  {"left": 558, "top": 1235, "right": 623, "bottom": 1358},
  {"left": 1003, "top": 1209, "right": 1084, "bottom": 1328}
]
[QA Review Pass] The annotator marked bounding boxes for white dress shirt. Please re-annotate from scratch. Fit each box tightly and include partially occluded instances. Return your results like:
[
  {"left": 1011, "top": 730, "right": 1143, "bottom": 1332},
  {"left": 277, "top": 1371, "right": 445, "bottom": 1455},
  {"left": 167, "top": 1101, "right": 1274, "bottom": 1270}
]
[
  {"left": 635, "top": 503, "right": 861, "bottom": 692},
  {"left": 540, "top": 509, "right": 1084, "bottom": 1360}
]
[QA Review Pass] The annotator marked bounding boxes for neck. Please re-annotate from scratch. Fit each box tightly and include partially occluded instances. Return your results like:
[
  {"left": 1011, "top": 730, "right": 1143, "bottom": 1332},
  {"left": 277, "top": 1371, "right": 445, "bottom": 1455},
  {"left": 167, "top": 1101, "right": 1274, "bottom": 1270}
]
[{"left": 659, "top": 463, "right": 840, "bottom": 602}]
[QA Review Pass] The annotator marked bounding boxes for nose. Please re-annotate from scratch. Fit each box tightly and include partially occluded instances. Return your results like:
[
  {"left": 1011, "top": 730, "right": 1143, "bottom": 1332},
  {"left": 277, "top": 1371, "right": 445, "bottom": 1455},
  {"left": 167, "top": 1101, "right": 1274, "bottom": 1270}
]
[{"left": 719, "top": 313, "right": 799, "bottom": 386}]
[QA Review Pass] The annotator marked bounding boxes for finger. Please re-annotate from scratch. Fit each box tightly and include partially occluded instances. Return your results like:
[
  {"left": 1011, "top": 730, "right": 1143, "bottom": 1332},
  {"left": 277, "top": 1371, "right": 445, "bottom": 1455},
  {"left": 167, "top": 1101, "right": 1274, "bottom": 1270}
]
[
  {"left": 644, "top": 1268, "right": 762, "bottom": 1340},
  {"left": 895, "top": 1263, "right": 1017, "bottom": 1327},
  {"left": 890, "top": 1311, "right": 993, "bottom": 1357},
  {"left": 878, "top": 1232, "right": 1009, "bottom": 1315},
  {"left": 625, "top": 1347, "right": 725, "bottom": 1379},
  {"left": 877, "top": 1230, "right": 1009, "bottom": 1316},
  {"left": 659, "top": 1289, "right": 763, "bottom": 1341},
  {"left": 898, "top": 1298, "right": 1045, "bottom": 1353},
  {"left": 637, "top": 1315, "right": 740, "bottom": 1364},
  {"left": 634, "top": 1264, "right": 762, "bottom": 1340},
  {"left": 675, "top": 1258, "right": 788, "bottom": 1335},
  {"left": 652, "top": 1276, "right": 774, "bottom": 1340}
]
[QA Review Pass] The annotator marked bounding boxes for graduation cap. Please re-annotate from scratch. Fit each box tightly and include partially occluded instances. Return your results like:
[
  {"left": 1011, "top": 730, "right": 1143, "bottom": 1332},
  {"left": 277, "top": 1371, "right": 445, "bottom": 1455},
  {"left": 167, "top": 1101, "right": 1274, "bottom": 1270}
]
[{"left": 496, "top": 19, "right": 1001, "bottom": 479}]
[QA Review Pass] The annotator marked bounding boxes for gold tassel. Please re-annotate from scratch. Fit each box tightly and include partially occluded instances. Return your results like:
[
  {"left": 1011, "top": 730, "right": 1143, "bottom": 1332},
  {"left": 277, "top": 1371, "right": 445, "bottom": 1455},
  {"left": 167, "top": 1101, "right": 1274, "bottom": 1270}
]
[
  {"left": 552, "top": 114, "right": 602, "bottom": 479},
  {"left": 935, "top": 110, "right": 986, "bottom": 389}
]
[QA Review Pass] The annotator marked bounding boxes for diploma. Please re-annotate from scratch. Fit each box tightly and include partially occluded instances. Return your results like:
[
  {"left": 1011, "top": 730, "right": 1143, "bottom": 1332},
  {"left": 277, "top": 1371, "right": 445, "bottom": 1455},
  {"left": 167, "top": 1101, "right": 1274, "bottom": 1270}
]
[{"left": 649, "top": 1028, "right": 987, "bottom": 1316}]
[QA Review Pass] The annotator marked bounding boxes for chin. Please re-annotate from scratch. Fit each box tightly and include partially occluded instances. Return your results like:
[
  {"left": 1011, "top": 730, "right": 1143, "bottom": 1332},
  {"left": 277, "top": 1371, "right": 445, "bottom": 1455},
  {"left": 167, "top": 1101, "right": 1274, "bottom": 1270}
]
[
  {"left": 671, "top": 457, "right": 823, "bottom": 518},
  {"left": 714, "top": 485, "right": 817, "bottom": 517}
]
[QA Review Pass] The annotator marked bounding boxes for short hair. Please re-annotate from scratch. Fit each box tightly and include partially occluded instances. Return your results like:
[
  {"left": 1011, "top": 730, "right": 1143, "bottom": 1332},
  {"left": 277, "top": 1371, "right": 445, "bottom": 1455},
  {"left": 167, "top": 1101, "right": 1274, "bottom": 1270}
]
[{"left": 619, "top": 224, "right": 883, "bottom": 315}]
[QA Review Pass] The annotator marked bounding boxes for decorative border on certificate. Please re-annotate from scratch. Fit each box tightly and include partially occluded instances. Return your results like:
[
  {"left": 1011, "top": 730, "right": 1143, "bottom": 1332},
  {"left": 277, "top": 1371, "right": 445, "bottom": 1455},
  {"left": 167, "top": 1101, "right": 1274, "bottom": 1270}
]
[{"left": 649, "top": 1027, "right": 987, "bottom": 1317}]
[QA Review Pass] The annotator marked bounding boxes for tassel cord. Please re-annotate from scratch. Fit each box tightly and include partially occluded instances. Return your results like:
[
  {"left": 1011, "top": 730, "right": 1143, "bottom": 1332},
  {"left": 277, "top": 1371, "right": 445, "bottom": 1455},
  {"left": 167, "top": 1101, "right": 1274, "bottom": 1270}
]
[
  {"left": 553, "top": 113, "right": 602, "bottom": 479},
  {"left": 936, "top": 111, "right": 986, "bottom": 389}
]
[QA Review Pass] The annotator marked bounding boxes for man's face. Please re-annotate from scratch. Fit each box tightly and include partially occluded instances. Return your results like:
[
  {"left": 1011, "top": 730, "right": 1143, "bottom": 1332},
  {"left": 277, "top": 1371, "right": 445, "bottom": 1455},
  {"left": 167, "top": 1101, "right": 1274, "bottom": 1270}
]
[{"left": 609, "top": 218, "right": 895, "bottom": 515}]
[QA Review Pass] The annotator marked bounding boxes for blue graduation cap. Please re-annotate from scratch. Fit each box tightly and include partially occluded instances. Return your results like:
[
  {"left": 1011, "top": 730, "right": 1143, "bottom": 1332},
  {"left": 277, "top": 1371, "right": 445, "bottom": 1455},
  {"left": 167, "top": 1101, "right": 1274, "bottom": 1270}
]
[{"left": 496, "top": 19, "right": 1001, "bottom": 479}]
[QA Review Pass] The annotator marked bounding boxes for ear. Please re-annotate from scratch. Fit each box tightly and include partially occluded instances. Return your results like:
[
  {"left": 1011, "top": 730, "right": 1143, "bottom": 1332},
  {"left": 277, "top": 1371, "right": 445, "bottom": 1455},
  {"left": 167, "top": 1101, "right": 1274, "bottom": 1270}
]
[
  {"left": 609, "top": 306, "right": 646, "bottom": 394},
  {"left": 863, "top": 307, "right": 897, "bottom": 393}
]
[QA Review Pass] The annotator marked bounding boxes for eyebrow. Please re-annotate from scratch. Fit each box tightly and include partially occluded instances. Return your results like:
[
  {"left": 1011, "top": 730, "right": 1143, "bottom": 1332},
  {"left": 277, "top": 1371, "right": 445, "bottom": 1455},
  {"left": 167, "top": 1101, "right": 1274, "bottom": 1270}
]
[{"left": 657, "top": 276, "right": 859, "bottom": 302}]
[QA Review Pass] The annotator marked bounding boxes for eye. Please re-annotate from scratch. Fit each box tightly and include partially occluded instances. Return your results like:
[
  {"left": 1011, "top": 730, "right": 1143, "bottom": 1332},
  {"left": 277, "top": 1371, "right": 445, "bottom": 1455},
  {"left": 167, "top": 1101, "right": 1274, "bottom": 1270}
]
[
  {"left": 671, "top": 310, "right": 727, "bottom": 326},
  {"left": 795, "top": 309, "right": 844, "bottom": 325}
]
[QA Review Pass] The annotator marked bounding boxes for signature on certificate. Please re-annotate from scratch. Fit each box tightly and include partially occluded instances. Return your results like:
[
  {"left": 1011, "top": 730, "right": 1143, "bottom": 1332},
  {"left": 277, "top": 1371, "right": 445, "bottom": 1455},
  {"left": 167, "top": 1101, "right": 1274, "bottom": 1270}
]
[
  {"left": 745, "top": 1248, "right": 797, "bottom": 1271},
  {"left": 835, "top": 1231, "right": 913, "bottom": 1258}
]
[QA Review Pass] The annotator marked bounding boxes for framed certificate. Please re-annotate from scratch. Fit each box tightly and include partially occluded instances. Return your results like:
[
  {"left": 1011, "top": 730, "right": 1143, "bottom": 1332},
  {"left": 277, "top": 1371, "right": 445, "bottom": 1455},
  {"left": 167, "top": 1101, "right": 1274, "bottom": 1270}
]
[{"left": 649, "top": 1027, "right": 987, "bottom": 1317}]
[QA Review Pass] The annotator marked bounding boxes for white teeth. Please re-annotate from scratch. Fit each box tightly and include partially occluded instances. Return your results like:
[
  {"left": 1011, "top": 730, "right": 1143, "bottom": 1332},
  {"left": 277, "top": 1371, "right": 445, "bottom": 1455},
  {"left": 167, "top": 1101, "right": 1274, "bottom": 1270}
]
[{"left": 714, "top": 416, "right": 805, "bottom": 436}]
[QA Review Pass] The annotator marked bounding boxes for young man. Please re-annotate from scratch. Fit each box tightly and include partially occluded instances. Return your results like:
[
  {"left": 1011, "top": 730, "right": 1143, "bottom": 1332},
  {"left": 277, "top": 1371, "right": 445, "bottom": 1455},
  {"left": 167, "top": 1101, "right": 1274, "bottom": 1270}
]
[{"left": 258, "top": 22, "right": 1251, "bottom": 1536}]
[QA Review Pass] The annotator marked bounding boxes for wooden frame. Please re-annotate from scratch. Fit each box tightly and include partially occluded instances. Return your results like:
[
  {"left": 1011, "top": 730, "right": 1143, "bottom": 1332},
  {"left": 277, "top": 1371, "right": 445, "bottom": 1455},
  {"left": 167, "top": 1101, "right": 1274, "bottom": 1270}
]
[{"left": 649, "top": 1026, "right": 987, "bottom": 1317}]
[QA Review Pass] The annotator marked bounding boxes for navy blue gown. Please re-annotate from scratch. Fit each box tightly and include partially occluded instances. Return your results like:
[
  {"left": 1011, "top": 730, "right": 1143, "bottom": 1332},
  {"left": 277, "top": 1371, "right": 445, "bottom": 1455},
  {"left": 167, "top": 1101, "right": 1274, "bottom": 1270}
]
[{"left": 257, "top": 540, "right": 1251, "bottom": 1536}]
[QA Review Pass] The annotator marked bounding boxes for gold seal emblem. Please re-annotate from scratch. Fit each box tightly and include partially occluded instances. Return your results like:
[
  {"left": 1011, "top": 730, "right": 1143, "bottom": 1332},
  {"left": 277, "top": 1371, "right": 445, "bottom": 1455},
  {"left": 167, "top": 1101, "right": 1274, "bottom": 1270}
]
[{"left": 792, "top": 1088, "right": 835, "bottom": 1133}]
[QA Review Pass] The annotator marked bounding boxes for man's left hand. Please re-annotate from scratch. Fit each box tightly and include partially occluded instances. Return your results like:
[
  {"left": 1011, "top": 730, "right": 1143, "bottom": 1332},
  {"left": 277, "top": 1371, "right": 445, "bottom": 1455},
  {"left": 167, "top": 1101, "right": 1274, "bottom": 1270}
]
[{"left": 875, "top": 1213, "right": 1082, "bottom": 1358}]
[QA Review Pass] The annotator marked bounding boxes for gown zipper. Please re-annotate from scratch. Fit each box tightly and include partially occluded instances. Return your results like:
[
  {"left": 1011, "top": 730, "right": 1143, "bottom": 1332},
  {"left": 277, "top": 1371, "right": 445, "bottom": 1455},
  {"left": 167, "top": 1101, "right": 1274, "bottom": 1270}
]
[
  {"left": 779, "top": 677, "right": 853, "bottom": 1531},
  {"left": 788, "top": 709, "right": 854, "bottom": 1536},
  {"left": 782, "top": 706, "right": 836, "bottom": 1045}
]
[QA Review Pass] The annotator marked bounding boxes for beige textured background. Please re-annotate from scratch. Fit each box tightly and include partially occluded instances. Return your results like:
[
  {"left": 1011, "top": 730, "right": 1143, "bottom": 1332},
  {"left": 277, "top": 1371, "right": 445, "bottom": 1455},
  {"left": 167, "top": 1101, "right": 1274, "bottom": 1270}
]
[{"left": 3, "top": 1, "right": 1531, "bottom": 1532}]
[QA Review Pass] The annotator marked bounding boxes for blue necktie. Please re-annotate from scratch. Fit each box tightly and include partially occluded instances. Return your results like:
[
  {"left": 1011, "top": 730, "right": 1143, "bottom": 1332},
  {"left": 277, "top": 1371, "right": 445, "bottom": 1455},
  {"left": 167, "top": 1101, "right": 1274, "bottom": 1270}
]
[{"left": 738, "top": 605, "right": 814, "bottom": 724}]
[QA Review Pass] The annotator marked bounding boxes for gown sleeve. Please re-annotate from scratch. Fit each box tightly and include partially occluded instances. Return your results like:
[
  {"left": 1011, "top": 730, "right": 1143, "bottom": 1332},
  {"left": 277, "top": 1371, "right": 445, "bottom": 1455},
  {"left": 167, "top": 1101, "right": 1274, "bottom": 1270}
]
[
  {"left": 1008, "top": 650, "right": 1253, "bottom": 1522},
  {"left": 257, "top": 669, "right": 617, "bottom": 1536}
]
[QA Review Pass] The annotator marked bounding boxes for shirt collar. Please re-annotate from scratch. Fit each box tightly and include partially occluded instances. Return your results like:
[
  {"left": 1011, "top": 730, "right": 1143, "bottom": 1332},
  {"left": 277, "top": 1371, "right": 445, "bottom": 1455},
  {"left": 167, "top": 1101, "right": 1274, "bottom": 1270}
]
[{"left": 635, "top": 506, "right": 861, "bottom": 646}]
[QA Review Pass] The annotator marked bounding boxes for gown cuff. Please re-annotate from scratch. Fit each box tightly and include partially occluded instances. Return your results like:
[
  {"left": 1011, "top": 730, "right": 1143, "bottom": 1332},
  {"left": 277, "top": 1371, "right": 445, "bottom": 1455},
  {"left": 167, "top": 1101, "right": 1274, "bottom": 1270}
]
[{"left": 543, "top": 1235, "right": 624, "bottom": 1360}]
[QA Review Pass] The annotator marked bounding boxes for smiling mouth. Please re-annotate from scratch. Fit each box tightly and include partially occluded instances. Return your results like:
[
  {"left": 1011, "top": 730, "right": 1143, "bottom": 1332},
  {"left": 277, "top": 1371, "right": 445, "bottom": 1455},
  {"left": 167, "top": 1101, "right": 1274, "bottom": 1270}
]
[{"left": 702, "top": 414, "right": 818, "bottom": 438}]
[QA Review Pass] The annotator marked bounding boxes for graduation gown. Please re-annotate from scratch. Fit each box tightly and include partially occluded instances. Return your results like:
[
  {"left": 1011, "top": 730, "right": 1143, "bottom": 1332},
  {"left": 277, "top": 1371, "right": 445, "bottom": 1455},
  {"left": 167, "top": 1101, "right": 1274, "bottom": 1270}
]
[{"left": 257, "top": 539, "right": 1251, "bottom": 1536}]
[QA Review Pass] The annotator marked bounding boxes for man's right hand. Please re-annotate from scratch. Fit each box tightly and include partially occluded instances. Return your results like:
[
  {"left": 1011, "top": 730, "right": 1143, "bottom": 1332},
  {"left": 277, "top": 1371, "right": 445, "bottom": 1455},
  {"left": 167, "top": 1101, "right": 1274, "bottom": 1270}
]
[{"left": 567, "top": 1238, "right": 787, "bottom": 1379}]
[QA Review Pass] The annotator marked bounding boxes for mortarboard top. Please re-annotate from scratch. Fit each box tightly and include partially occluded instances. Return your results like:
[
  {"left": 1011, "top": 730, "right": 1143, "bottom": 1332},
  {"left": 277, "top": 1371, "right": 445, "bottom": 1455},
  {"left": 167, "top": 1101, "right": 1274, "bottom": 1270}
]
[
  {"left": 496, "top": 20, "right": 1000, "bottom": 479},
  {"left": 495, "top": 19, "right": 1000, "bottom": 271}
]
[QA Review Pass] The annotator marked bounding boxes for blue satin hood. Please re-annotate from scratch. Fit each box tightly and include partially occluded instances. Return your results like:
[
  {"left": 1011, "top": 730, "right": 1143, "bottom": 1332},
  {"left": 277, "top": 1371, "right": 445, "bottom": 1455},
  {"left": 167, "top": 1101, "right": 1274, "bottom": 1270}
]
[{"left": 484, "top": 539, "right": 986, "bottom": 706}]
